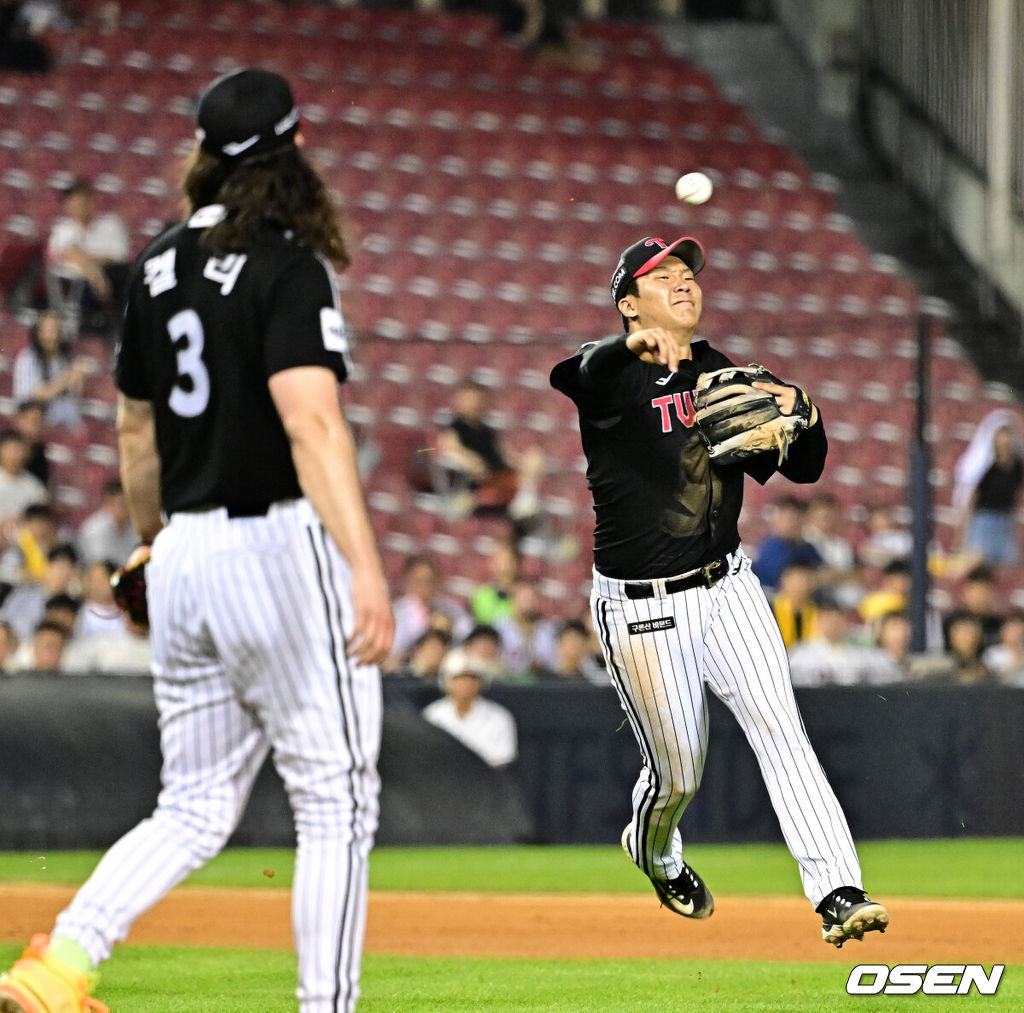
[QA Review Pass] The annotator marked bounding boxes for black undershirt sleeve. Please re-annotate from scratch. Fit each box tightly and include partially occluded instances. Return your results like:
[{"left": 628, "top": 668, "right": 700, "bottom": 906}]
[{"left": 577, "top": 334, "right": 635, "bottom": 391}]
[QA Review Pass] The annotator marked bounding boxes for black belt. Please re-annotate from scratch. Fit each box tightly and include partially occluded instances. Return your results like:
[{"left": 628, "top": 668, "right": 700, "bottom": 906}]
[
  {"left": 623, "top": 557, "right": 730, "bottom": 600},
  {"left": 180, "top": 500, "right": 290, "bottom": 519}
]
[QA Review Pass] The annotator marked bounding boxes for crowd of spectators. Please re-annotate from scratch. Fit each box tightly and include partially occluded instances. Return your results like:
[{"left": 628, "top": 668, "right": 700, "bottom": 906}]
[
  {"left": 390, "top": 464, "right": 1024, "bottom": 766},
  {"left": 0, "top": 477, "right": 145, "bottom": 675},
  {"left": 384, "top": 477, "right": 1024, "bottom": 709}
]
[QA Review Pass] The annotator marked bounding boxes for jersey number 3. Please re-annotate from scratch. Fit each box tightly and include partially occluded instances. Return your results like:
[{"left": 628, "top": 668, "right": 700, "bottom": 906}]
[{"left": 167, "top": 309, "right": 210, "bottom": 418}]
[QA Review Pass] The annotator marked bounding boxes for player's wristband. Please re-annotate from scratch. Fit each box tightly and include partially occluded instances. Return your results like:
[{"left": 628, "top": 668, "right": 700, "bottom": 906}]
[{"left": 790, "top": 386, "right": 813, "bottom": 424}]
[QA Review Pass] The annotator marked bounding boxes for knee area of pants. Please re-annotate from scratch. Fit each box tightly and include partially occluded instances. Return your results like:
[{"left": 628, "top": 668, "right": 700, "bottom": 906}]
[
  {"left": 154, "top": 805, "right": 236, "bottom": 858},
  {"left": 660, "top": 775, "right": 700, "bottom": 804},
  {"left": 291, "top": 792, "right": 377, "bottom": 833}
]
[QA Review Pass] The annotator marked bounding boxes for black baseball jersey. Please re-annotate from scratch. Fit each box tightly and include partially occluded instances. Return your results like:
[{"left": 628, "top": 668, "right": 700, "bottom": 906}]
[
  {"left": 551, "top": 334, "right": 828, "bottom": 580},
  {"left": 114, "top": 204, "right": 350, "bottom": 516}
]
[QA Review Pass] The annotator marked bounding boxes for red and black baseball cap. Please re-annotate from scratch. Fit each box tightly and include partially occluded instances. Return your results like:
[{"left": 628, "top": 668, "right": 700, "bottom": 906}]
[
  {"left": 195, "top": 68, "right": 300, "bottom": 162},
  {"left": 610, "top": 236, "right": 705, "bottom": 306}
]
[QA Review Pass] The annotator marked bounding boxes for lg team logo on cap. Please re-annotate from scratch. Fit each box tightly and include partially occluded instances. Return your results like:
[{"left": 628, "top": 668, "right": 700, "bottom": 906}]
[
  {"left": 846, "top": 964, "right": 1004, "bottom": 995},
  {"left": 644, "top": 238, "right": 669, "bottom": 250}
]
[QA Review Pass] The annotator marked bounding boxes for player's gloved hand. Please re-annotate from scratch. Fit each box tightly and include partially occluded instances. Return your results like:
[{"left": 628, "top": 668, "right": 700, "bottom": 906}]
[
  {"left": 751, "top": 379, "right": 815, "bottom": 423},
  {"left": 695, "top": 364, "right": 813, "bottom": 466},
  {"left": 111, "top": 544, "right": 151, "bottom": 630}
]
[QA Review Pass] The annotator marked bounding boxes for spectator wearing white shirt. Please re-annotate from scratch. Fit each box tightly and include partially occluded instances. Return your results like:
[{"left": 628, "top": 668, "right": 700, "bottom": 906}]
[
  {"left": 7, "top": 618, "right": 70, "bottom": 673},
  {"left": 789, "top": 598, "right": 894, "bottom": 687},
  {"left": 422, "top": 645, "right": 517, "bottom": 768},
  {"left": 46, "top": 178, "right": 131, "bottom": 336},
  {"left": 0, "top": 442, "right": 48, "bottom": 537},
  {"left": 63, "top": 620, "right": 151, "bottom": 675},
  {"left": 76, "top": 479, "right": 138, "bottom": 567},
  {"left": 72, "top": 559, "right": 128, "bottom": 640},
  {"left": 12, "top": 310, "right": 86, "bottom": 429},
  {"left": 981, "top": 609, "right": 1024, "bottom": 687}
]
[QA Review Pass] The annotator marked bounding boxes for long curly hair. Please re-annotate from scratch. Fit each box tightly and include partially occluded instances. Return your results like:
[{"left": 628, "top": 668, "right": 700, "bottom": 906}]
[{"left": 181, "top": 146, "right": 350, "bottom": 268}]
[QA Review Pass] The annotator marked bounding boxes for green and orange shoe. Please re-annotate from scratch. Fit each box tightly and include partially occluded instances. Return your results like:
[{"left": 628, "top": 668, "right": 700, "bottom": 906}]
[{"left": 0, "top": 935, "right": 107, "bottom": 1013}]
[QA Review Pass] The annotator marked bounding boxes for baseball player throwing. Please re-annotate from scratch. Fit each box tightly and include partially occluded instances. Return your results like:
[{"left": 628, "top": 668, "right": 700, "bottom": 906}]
[
  {"left": 550, "top": 235, "right": 889, "bottom": 946},
  {"left": 0, "top": 69, "right": 393, "bottom": 1013}
]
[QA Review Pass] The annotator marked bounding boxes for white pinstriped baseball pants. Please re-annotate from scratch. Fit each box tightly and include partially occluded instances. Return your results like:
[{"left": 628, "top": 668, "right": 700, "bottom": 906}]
[
  {"left": 592, "top": 547, "right": 862, "bottom": 907},
  {"left": 54, "top": 500, "right": 382, "bottom": 1013}
]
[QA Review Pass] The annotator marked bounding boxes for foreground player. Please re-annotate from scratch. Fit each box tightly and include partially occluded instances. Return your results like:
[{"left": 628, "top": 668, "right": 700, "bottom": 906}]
[
  {"left": 0, "top": 68, "right": 394, "bottom": 1013},
  {"left": 550, "top": 236, "right": 889, "bottom": 946}
]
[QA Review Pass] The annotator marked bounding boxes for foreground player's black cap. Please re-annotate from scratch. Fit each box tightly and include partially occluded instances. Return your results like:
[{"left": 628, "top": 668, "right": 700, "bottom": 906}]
[
  {"left": 195, "top": 68, "right": 300, "bottom": 161},
  {"left": 610, "top": 236, "right": 705, "bottom": 306}
]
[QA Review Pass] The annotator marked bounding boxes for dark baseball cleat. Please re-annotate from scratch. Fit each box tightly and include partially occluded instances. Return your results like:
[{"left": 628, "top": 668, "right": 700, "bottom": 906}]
[
  {"left": 621, "top": 826, "right": 715, "bottom": 919},
  {"left": 819, "top": 888, "right": 890, "bottom": 947}
]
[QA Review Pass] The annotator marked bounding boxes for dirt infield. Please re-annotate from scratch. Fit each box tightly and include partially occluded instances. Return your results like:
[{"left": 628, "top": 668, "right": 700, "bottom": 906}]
[{"left": 1, "top": 885, "right": 1020, "bottom": 964}]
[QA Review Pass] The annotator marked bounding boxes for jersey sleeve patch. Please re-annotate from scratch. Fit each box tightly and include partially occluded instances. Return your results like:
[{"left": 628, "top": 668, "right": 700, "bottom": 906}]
[{"left": 319, "top": 307, "right": 348, "bottom": 354}]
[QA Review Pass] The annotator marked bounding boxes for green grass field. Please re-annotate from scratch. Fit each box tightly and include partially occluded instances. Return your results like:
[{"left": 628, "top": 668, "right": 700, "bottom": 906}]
[{"left": 1, "top": 839, "right": 1021, "bottom": 1011}]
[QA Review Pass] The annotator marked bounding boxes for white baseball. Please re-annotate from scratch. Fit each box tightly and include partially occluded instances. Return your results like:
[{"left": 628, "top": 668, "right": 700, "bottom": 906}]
[{"left": 675, "top": 171, "right": 713, "bottom": 205}]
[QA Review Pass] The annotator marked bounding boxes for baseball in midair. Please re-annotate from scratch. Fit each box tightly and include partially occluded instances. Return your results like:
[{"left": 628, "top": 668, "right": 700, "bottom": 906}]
[{"left": 675, "top": 171, "right": 714, "bottom": 205}]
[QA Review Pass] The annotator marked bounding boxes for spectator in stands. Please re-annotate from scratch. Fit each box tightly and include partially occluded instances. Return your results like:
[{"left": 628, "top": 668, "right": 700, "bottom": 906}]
[
  {"left": 388, "top": 627, "right": 452, "bottom": 682},
  {"left": 0, "top": 431, "right": 48, "bottom": 526},
  {"left": 7, "top": 618, "right": 69, "bottom": 672},
  {"left": 953, "top": 409, "right": 1023, "bottom": 566},
  {"left": 981, "top": 609, "right": 1024, "bottom": 686},
  {"left": 771, "top": 560, "right": 819, "bottom": 649},
  {"left": 468, "top": 540, "right": 520, "bottom": 625},
  {"left": 858, "top": 558, "right": 946, "bottom": 652},
  {"left": 859, "top": 609, "right": 954, "bottom": 682},
  {"left": 0, "top": 502, "right": 57, "bottom": 585},
  {"left": 0, "top": 0, "right": 54, "bottom": 73},
  {"left": 860, "top": 609, "right": 914, "bottom": 683},
  {"left": 63, "top": 616, "right": 150, "bottom": 675},
  {"left": 858, "top": 559, "right": 910, "bottom": 627},
  {"left": 45, "top": 177, "right": 131, "bottom": 337},
  {"left": 857, "top": 503, "right": 912, "bottom": 570},
  {"left": 803, "top": 491, "right": 862, "bottom": 608},
  {"left": 752, "top": 494, "right": 822, "bottom": 593},
  {"left": 434, "top": 379, "right": 544, "bottom": 533},
  {"left": 461, "top": 622, "right": 503, "bottom": 666},
  {"left": 942, "top": 611, "right": 995, "bottom": 685},
  {"left": 947, "top": 563, "right": 1003, "bottom": 650},
  {"left": 493, "top": 579, "right": 559, "bottom": 681},
  {"left": 40, "top": 591, "right": 80, "bottom": 638},
  {"left": 12, "top": 310, "right": 86, "bottom": 429},
  {"left": 422, "top": 644, "right": 517, "bottom": 768},
  {"left": 0, "top": 620, "right": 18, "bottom": 672},
  {"left": 11, "top": 399, "right": 50, "bottom": 487},
  {"left": 76, "top": 479, "right": 138, "bottom": 567},
  {"left": 0, "top": 541, "right": 78, "bottom": 641},
  {"left": 73, "top": 559, "right": 127, "bottom": 640},
  {"left": 534, "top": 619, "right": 606, "bottom": 684},
  {"left": 387, "top": 553, "right": 472, "bottom": 672},
  {"left": 788, "top": 597, "right": 874, "bottom": 687}
]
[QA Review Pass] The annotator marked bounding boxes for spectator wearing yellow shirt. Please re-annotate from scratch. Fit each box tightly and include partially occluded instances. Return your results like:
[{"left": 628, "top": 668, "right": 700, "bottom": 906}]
[{"left": 772, "top": 560, "right": 819, "bottom": 649}]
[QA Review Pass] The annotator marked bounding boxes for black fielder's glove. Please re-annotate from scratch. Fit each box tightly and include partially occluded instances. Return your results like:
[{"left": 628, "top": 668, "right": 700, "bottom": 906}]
[
  {"left": 694, "top": 364, "right": 813, "bottom": 466},
  {"left": 111, "top": 544, "right": 151, "bottom": 629}
]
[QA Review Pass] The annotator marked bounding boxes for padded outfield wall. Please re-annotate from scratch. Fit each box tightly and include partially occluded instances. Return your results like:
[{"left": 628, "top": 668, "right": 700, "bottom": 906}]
[{"left": 1, "top": 674, "right": 1021, "bottom": 849}]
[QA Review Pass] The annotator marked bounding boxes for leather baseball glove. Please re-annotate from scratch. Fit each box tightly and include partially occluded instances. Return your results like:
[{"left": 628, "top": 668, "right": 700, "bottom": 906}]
[
  {"left": 694, "top": 364, "right": 813, "bottom": 466},
  {"left": 111, "top": 544, "right": 151, "bottom": 629}
]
